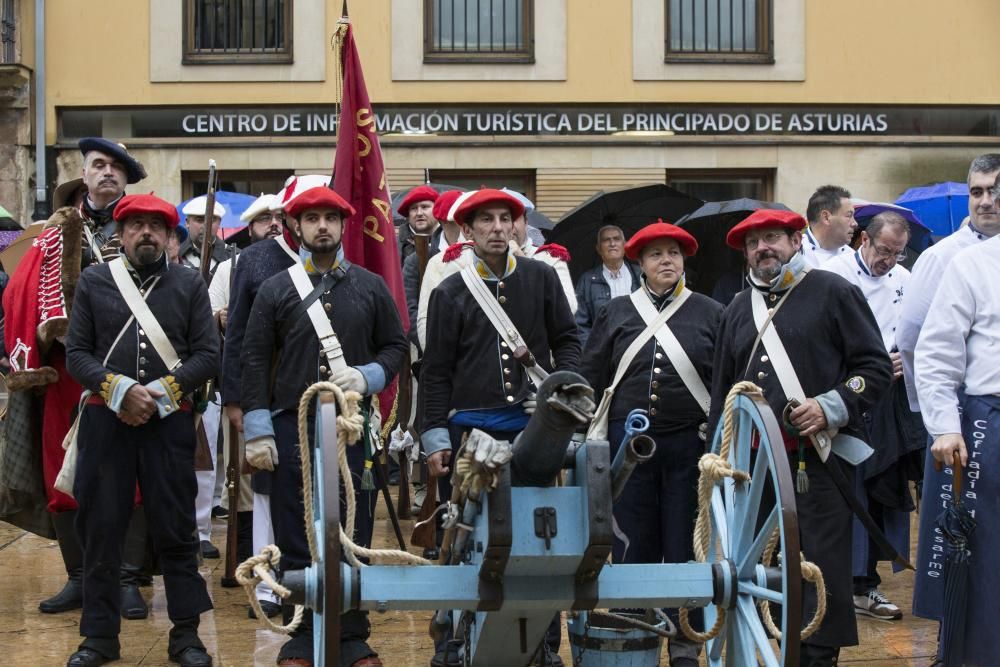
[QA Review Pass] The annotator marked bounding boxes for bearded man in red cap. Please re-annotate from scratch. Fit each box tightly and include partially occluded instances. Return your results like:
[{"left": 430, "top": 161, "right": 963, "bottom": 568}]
[
  {"left": 241, "top": 185, "right": 407, "bottom": 667},
  {"left": 709, "top": 209, "right": 892, "bottom": 667},
  {"left": 65, "top": 193, "right": 219, "bottom": 667},
  {"left": 421, "top": 188, "right": 580, "bottom": 667},
  {"left": 396, "top": 184, "right": 440, "bottom": 265}
]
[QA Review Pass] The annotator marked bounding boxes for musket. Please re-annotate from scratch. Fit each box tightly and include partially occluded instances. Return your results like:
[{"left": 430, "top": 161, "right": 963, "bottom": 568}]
[
  {"left": 396, "top": 233, "right": 432, "bottom": 520},
  {"left": 221, "top": 242, "right": 241, "bottom": 588},
  {"left": 199, "top": 160, "right": 218, "bottom": 285}
]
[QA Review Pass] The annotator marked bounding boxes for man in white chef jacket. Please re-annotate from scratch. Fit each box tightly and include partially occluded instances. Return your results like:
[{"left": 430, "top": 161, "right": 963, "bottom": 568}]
[{"left": 911, "top": 183, "right": 1000, "bottom": 665}]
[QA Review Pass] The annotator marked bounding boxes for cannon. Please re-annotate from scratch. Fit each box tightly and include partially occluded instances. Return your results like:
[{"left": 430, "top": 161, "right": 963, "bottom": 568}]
[{"left": 272, "top": 375, "right": 809, "bottom": 666}]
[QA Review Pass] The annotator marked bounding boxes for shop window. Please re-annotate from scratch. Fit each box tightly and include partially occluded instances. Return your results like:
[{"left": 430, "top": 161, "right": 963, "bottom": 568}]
[
  {"left": 665, "top": 0, "right": 772, "bottom": 63},
  {"left": 184, "top": 0, "right": 293, "bottom": 65},
  {"left": 667, "top": 169, "right": 773, "bottom": 202},
  {"left": 429, "top": 169, "right": 535, "bottom": 202},
  {"left": 183, "top": 170, "right": 289, "bottom": 201},
  {"left": 424, "top": 0, "right": 534, "bottom": 64}
]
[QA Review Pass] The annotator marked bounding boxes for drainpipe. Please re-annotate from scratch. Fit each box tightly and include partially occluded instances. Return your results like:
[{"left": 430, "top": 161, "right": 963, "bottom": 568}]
[{"left": 32, "top": 0, "right": 47, "bottom": 221}]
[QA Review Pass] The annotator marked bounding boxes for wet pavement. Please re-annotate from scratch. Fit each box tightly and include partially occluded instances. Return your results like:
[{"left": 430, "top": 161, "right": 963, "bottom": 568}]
[{"left": 0, "top": 496, "right": 938, "bottom": 666}]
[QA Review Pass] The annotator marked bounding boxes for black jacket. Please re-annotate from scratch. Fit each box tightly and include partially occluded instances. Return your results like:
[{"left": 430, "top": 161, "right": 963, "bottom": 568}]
[
  {"left": 179, "top": 238, "right": 230, "bottom": 280},
  {"left": 708, "top": 270, "right": 892, "bottom": 443},
  {"left": 397, "top": 224, "right": 443, "bottom": 267},
  {"left": 220, "top": 238, "right": 297, "bottom": 404},
  {"left": 420, "top": 256, "right": 581, "bottom": 435},
  {"left": 66, "top": 257, "right": 218, "bottom": 396},
  {"left": 574, "top": 262, "right": 642, "bottom": 345},
  {"left": 241, "top": 263, "right": 407, "bottom": 415},
  {"left": 581, "top": 290, "right": 722, "bottom": 431}
]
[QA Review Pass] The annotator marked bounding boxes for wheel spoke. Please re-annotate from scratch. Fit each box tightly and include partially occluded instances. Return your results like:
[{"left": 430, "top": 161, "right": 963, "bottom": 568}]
[
  {"left": 737, "top": 582, "right": 783, "bottom": 603},
  {"left": 737, "top": 506, "right": 778, "bottom": 577},
  {"left": 734, "top": 442, "right": 771, "bottom": 557},
  {"left": 710, "top": 486, "right": 730, "bottom": 559},
  {"left": 737, "top": 596, "right": 780, "bottom": 667},
  {"left": 707, "top": 605, "right": 725, "bottom": 663}
]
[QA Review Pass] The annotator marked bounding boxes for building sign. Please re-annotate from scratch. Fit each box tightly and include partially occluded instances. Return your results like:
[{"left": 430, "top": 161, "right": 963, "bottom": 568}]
[{"left": 60, "top": 105, "right": 1000, "bottom": 140}]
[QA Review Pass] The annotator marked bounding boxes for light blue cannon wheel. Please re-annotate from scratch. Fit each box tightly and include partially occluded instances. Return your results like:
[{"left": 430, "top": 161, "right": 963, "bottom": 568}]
[
  {"left": 312, "top": 393, "right": 342, "bottom": 667},
  {"left": 703, "top": 392, "right": 803, "bottom": 667}
]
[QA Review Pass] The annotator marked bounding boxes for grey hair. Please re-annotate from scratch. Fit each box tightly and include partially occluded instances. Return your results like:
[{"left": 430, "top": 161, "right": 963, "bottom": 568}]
[
  {"left": 596, "top": 224, "right": 625, "bottom": 242},
  {"left": 968, "top": 153, "right": 1000, "bottom": 184},
  {"left": 866, "top": 211, "right": 910, "bottom": 241}
]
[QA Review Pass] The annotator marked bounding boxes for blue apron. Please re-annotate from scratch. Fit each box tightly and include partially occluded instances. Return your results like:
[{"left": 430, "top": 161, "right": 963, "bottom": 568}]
[{"left": 913, "top": 394, "right": 1000, "bottom": 666}]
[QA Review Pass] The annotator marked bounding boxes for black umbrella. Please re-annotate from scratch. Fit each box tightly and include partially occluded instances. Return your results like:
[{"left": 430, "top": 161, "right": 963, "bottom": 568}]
[
  {"left": 527, "top": 209, "right": 554, "bottom": 231},
  {"left": 675, "top": 199, "right": 792, "bottom": 303},
  {"left": 548, "top": 183, "right": 703, "bottom": 283},
  {"left": 936, "top": 453, "right": 976, "bottom": 667},
  {"left": 391, "top": 183, "right": 467, "bottom": 224}
]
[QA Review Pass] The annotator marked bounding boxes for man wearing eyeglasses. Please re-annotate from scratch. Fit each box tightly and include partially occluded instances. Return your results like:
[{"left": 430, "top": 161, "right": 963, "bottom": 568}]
[
  {"left": 819, "top": 210, "right": 924, "bottom": 622},
  {"left": 710, "top": 209, "right": 892, "bottom": 667}
]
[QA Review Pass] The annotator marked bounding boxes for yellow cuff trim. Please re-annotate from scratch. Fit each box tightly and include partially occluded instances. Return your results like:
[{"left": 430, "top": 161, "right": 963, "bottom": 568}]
[
  {"left": 163, "top": 375, "right": 184, "bottom": 403},
  {"left": 99, "top": 373, "right": 120, "bottom": 403}
]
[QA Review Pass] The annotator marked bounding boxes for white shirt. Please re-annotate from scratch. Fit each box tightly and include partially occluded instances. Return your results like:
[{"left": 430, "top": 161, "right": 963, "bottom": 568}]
[
  {"left": 800, "top": 227, "right": 850, "bottom": 269},
  {"left": 602, "top": 263, "right": 633, "bottom": 299},
  {"left": 416, "top": 246, "right": 474, "bottom": 349},
  {"left": 208, "top": 256, "right": 234, "bottom": 314},
  {"left": 915, "top": 236, "right": 1000, "bottom": 436},
  {"left": 522, "top": 239, "right": 578, "bottom": 314},
  {"left": 819, "top": 250, "right": 909, "bottom": 352},
  {"left": 896, "top": 225, "right": 987, "bottom": 410}
]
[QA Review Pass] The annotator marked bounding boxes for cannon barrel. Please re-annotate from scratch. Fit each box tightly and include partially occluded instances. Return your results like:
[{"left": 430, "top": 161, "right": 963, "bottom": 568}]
[
  {"left": 511, "top": 371, "right": 594, "bottom": 487},
  {"left": 609, "top": 410, "right": 656, "bottom": 500}
]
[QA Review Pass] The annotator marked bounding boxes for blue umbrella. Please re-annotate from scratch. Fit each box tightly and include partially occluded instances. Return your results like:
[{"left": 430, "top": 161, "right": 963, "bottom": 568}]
[
  {"left": 853, "top": 202, "right": 932, "bottom": 254},
  {"left": 894, "top": 182, "right": 968, "bottom": 238},
  {"left": 176, "top": 191, "right": 257, "bottom": 230}
]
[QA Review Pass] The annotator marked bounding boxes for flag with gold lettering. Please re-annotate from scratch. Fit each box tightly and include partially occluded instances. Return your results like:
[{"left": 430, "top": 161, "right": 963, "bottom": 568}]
[{"left": 332, "top": 19, "right": 406, "bottom": 424}]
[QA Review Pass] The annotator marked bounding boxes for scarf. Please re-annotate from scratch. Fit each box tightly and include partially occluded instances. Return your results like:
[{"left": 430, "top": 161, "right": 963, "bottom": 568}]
[
  {"left": 748, "top": 250, "right": 807, "bottom": 294},
  {"left": 641, "top": 273, "right": 686, "bottom": 310}
]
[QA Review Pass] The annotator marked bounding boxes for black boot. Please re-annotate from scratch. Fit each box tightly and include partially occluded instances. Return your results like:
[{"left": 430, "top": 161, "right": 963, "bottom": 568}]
[
  {"left": 40, "top": 510, "right": 84, "bottom": 614},
  {"left": 120, "top": 508, "right": 149, "bottom": 620},
  {"left": 168, "top": 616, "right": 212, "bottom": 666}
]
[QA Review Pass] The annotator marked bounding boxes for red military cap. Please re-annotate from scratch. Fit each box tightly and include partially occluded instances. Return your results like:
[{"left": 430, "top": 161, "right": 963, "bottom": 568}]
[
  {"left": 726, "top": 209, "right": 807, "bottom": 250},
  {"left": 432, "top": 190, "right": 464, "bottom": 222},
  {"left": 452, "top": 188, "right": 526, "bottom": 227},
  {"left": 624, "top": 219, "right": 698, "bottom": 260},
  {"left": 113, "top": 193, "right": 180, "bottom": 228},
  {"left": 396, "top": 185, "right": 439, "bottom": 217},
  {"left": 284, "top": 186, "right": 356, "bottom": 220}
]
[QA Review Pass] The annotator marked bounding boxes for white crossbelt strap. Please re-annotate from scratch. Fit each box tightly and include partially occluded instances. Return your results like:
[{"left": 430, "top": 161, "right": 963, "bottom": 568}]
[
  {"left": 750, "top": 287, "right": 834, "bottom": 461},
  {"left": 460, "top": 264, "right": 546, "bottom": 388},
  {"left": 585, "top": 288, "right": 692, "bottom": 440},
  {"left": 275, "top": 235, "right": 300, "bottom": 262},
  {"left": 108, "top": 258, "right": 181, "bottom": 371},
  {"left": 286, "top": 262, "right": 348, "bottom": 373},
  {"left": 630, "top": 289, "right": 709, "bottom": 416}
]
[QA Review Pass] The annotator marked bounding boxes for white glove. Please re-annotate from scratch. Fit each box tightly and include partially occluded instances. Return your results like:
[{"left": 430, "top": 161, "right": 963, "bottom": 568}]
[
  {"left": 466, "top": 429, "right": 513, "bottom": 471},
  {"left": 523, "top": 392, "right": 538, "bottom": 416},
  {"left": 246, "top": 436, "right": 279, "bottom": 471},
  {"left": 331, "top": 366, "right": 368, "bottom": 395}
]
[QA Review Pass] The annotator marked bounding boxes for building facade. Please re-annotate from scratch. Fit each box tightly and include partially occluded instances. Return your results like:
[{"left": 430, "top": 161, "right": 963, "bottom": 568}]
[{"left": 2, "top": 0, "right": 999, "bottom": 227}]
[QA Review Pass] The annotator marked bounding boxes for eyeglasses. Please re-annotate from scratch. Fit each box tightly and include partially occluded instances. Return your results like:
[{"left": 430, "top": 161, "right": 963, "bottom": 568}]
[
  {"left": 252, "top": 213, "right": 285, "bottom": 224},
  {"left": 871, "top": 244, "right": 907, "bottom": 263},
  {"left": 744, "top": 231, "right": 787, "bottom": 250}
]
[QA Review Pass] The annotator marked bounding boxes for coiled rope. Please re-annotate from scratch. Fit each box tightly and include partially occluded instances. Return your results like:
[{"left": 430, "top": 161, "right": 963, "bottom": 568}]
[
  {"left": 677, "top": 381, "right": 826, "bottom": 646},
  {"left": 237, "top": 382, "right": 431, "bottom": 634}
]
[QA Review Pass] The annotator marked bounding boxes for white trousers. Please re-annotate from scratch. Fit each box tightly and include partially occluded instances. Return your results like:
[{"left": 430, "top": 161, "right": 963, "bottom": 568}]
[
  {"left": 194, "top": 398, "right": 221, "bottom": 542},
  {"left": 253, "top": 491, "right": 277, "bottom": 603}
]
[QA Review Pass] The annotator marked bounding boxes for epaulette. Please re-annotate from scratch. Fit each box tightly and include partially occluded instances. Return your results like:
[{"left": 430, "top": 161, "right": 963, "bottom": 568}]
[
  {"left": 536, "top": 243, "right": 571, "bottom": 263},
  {"left": 443, "top": 241, "right": 474, "bottom": 263}
]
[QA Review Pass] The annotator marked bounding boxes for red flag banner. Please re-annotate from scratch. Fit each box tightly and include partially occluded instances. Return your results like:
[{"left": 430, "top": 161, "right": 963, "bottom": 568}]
[{"left": 332, "top": 19, "right": 406, "bottom": 425}]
